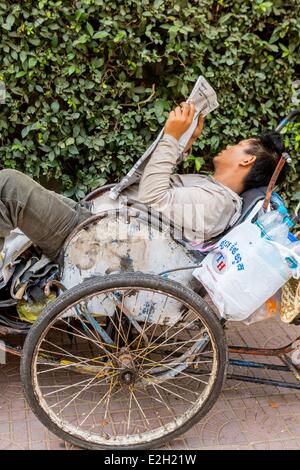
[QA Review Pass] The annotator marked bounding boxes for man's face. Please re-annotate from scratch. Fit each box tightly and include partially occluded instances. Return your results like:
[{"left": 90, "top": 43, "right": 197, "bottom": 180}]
[{"left": 213, "top": 138, "right": 255, "bottom": 171}]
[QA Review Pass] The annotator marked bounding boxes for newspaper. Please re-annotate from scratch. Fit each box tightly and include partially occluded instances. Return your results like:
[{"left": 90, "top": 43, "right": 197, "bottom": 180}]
[{"left": 109, "top": 76, "right": 219, "bottom": 200}]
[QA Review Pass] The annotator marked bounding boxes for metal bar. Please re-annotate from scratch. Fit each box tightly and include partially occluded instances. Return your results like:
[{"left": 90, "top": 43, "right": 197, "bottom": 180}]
[
  {"left": 0, "top": 325, "right": 28, "bottom": 336},
  {"left": 228, "top": 343, "right": 295, "bottom": 357},
  {"left": 0, "top": 299, "right": 18, "bottom": 307},
  {"left": 227, "top": 373, "right": 300, "bottom": 390},
  {"left": 196, "top": 354, "right": 290, "bottom": 371},
  {"left": 186, "top": 359, "right": 289, "bottom": 375},
  {"left": 275, "top": 109, "right": 300, "bottom": 132},
  {"left": 82, "top": 183, "right": 115, "bottom": 202},
  {"left": 0, "top": 341, "right": 22, "bottom": 357},
  {"left": 79, "top": 306, "right": 114, "bottom": 345},
  {"left": 228, "top": 358, "right": 290, "bottom": 372},
  {"left": 263, "top": 154, "right": 288, "bottom": 211}
]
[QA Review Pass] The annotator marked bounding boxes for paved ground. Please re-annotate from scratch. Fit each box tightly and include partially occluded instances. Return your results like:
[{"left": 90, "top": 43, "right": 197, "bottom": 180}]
[{"left": 0, "top": 316, "right": 300, "bottom": 450}]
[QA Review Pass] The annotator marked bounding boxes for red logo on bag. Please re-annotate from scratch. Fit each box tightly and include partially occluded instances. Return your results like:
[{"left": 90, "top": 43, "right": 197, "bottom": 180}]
[{"left": 213, "top": 253, "right": 227, "bottom": 274}]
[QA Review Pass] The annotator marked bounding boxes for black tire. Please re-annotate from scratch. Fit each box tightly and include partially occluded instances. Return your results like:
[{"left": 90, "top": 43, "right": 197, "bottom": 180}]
[{"left": 21, "top": 272, "right": 228, "bottom": 450}]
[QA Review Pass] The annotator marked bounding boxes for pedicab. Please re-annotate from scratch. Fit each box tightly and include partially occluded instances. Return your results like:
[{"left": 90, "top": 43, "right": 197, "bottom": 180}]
[{"left": 0, "top": 110, "right": 299, "bottom": 450}]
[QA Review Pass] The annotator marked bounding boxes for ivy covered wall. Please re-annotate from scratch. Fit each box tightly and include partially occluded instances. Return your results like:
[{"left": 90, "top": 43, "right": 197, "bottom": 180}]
[{"left": 0, "top": 0, "right": 299, "bottom": 204}]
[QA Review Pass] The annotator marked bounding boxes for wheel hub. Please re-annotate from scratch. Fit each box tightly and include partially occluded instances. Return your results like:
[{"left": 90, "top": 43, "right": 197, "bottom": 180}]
[
  {"left": 119, "top": 368, "right": 136, "bottom": 385},
  {"left": 115, "top": 349, "right": 138, "bottom": 386}
]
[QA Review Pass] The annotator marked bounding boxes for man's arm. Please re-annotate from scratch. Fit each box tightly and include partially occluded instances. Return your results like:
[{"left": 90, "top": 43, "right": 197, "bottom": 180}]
[
  {"left": 138, "top": 133, "right": 180, "bottom": 205},
  {"left": 138, "top": 102, "right": 204, "bottom": 206}
]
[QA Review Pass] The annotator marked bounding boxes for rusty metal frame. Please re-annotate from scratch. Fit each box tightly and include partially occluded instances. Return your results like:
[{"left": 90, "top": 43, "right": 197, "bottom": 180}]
[
  {"left": 1, "top": 317, "right": 300, "bottom": 389},
  {"left": 0, "top": 338, "right": 22, "bottom": 356},
  {"left": 224, "top": 337, "right": 300, "bottom": 389}
]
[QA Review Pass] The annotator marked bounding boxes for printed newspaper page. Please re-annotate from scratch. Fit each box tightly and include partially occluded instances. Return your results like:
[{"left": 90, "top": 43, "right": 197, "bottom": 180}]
[{"left": 109, "top": 76, "right": 219, "bottom": 200}]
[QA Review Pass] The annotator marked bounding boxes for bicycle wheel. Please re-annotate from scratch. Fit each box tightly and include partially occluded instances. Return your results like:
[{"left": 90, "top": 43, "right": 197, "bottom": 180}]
[{"left": 21, "top": 273, "right": 227, "bottom": 450}]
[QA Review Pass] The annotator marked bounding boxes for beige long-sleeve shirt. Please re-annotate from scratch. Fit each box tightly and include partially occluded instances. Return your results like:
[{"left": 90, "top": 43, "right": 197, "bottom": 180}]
[
  {"left": 137, "top": 134, "right": 243, "bottom": 242},
  {"left": 92, "top": 134, "right": 243, "bottom": 242}
]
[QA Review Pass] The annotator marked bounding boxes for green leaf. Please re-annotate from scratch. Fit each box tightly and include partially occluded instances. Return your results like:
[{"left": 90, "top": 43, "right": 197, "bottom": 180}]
[
  {"left": 63, "top": 188, "right": 76, "bottom": 198},
  {"left": 267, "top": 44, "right": 279, "bottom": 52},
  {"left": 15, "top": 71, "right": 26, "bottom": 78},
  {"left": 219, "top": 13, "right": 233, "bottom": 24},
  {"left": 86, "top": 22, "right": 94, "bottom": 36},
  {"left": 255, "top": 72, "right": 266, "bottom": 80},
  {"left": 21, "top": 125, "right": 31, "bottom": 138},
  {"left": 3, "top": 14, "right": 15, "bottom": 31},
  {"left": 73, "top": 125, "right": 81, "bottom": 137},
  {"left": 210, "top": 135, "right": 220, "bottom": 150},
  {"left": 154, "top": 100, "right": 164, "bottom": 117},
  {"left": 113, "top": 31, "right": 126, "bottom": 43},
  {"left": 20, "top": 51, "right": 27, "bottom": 63},
  {"left": 65, "top": 137, "right": 75, "bottom": 146},
  {"left": 93, "top": 31, "right": 109, "bottom": 39},
  {"left": 90, "top": 177, "right": 106, "bottom": 189},
  {"left": 75, "top": 189, "right": 86, "bottom": 199},
  {"left": 51, "top": 101, "right": 60, "bottom": 113},
  {"left": 94, "top": 137, "right": 105, "bottom": 147},
  {"left": 195, "top": 157, "right": 202, "bottom": 172},
  {"left": 153, "top": 0, "right": 164, "bottom": 8},
  {"left": 180, "top": 82, "right": 189, "bottom": 97},
  {"left": 69, "top": 145, "right": 79, "bottom": 155},
  {"left": 73, "top": 34, "right": 89, "bottom": 46},
  {"left": 28, "top": 57, "right": 37, "bottom": 69}
]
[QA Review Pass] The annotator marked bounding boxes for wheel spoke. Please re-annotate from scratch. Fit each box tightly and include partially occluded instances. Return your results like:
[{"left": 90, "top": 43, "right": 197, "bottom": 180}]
[
  {"left": 135, "top": 290, "right": 156, "bottom": 352},
  {"left": 148, "top": 383, "right": 175, "bottom": 416},
  {"left": 43, "top": 373, "right": 110, "bottom": 398},
  {"left": 53, "top": 371, "right": 119, "bottom": 414},
  {"left": 48, "top": 375, "right": 116, "bottom": 412},
  {"left": 52, "top": 321, "right": 119, "bottom": 351},
  {"left": 79, "top": 376, "right": 118, "bottom": 427},
  {"left": 41, "top": 338, "right": 91, "bottom": 363},
  {"left": 131, "top": 390, "right": 150, "bottom": 426},
  {"left": 110, "top": 291, "right": 130, "bottom": 349},
  {"left": 133, "top": 316, "right": 199, "bottom": 363},
  {"left": 127, "top": 390, "right": 134, "bottom": 434},
  {"left": 37, "top": 355, "right": 114, "bottom": 375},
  {"left": 141, "top": 370, "right": 202, "bottom": 396},
  {"left": 143, "top": 337, "right": 211, "bottom": 374},
  {"left": 150, "top": 382, "right": 195, "bottom": 404}
]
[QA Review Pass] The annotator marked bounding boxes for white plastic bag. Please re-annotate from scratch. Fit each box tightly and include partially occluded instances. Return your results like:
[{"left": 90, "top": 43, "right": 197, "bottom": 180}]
[
  {"left": 193, "top": 202, "right": 300, "bottom": 321},
  {"left": 243, "top": 289, "right": 282, "bottom": 325}
]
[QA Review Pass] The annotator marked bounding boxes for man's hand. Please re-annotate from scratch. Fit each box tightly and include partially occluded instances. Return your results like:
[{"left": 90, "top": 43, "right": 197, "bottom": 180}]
[
  {"left": 183, "top": 113, "right": 204, "bottom": 153},
  {"left": 164, "top": 101, "right": 196, "bottom": 141}
]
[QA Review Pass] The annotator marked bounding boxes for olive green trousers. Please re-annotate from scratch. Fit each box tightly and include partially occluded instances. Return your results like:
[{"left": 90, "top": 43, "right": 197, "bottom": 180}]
[{"left": 0, "top": 169, "right": 92, "bottom": 260}]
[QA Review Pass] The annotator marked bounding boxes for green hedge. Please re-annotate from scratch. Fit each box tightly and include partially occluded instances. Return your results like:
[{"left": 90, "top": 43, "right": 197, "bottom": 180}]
[{"left": 0, "top": 0, "right": 299, "bottom": 207}]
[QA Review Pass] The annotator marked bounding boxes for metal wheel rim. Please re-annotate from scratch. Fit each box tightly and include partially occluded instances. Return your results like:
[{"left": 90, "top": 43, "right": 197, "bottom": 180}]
[{"left": 30, "top": 286, "right": 219, "bottom": 447}]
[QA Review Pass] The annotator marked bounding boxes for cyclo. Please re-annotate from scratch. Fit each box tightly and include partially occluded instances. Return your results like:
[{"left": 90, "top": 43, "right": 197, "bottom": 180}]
[{"left": 0, "top": 110, "right": 299, "bottom": 450}]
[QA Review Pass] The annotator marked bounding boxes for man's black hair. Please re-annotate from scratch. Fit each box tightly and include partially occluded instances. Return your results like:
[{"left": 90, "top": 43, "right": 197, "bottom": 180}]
[{"left": 243, "top": 131, "right": 288, "bottom": 192}]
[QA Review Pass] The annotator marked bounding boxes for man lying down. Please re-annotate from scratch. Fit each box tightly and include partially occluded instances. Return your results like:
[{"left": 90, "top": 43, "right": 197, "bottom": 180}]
[{"left": 0, "top": 102, "right": 287, "bottom": 263}]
